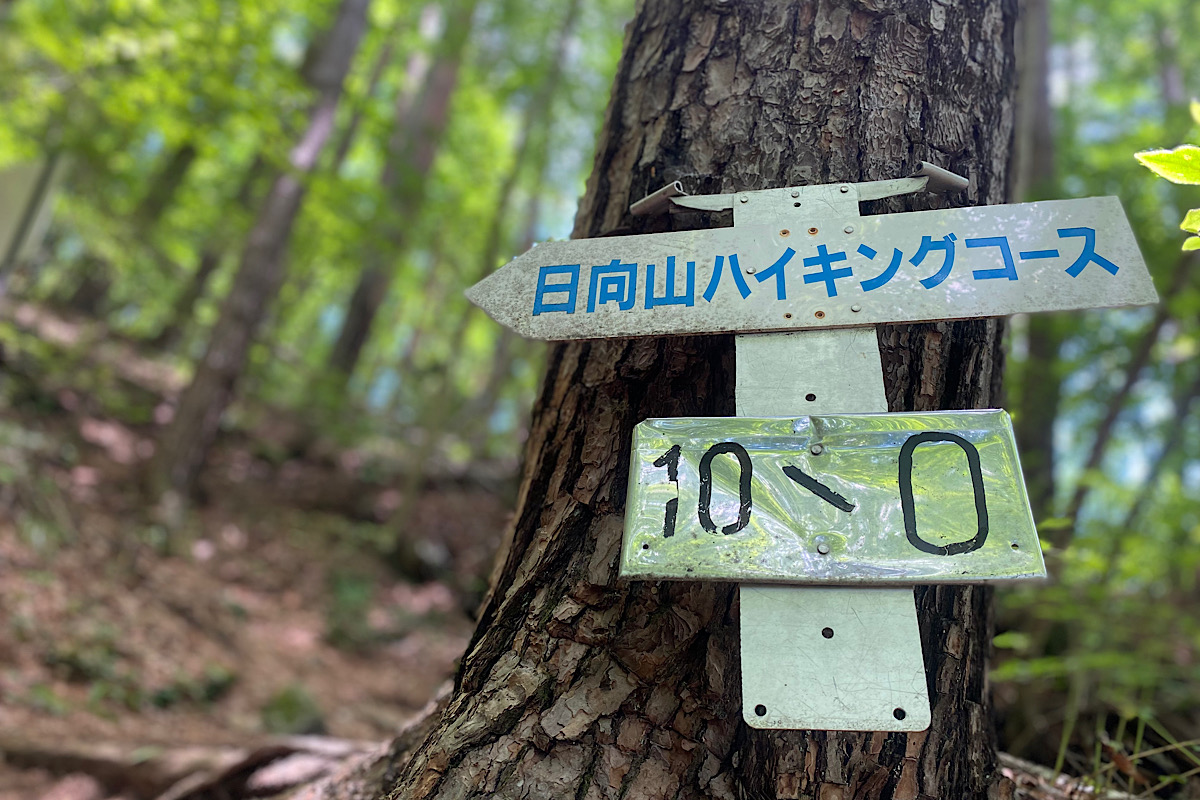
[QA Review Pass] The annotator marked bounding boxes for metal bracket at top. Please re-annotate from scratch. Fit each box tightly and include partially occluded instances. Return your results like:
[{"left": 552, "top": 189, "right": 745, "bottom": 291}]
[{"left": 629, "top": 161, "right": 969, "bottom": 218}]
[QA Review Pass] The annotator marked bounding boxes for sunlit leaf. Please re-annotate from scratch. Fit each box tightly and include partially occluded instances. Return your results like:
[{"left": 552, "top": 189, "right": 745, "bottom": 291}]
[
  {"left": 1135, "top": 145, "right": 1200, "bottom": 185},
  {"left": 1181, "top": 208, "right": 1200, "bottom": 234},
  {"left": 1192, "top": 99, "right": 1200, "bottom": 126},
  {"left": 1184, "top": 236, "right": 1200, "bottom": 251},
  {"left": 993, "top": 631, "right": 1032, "bottom": 651}
]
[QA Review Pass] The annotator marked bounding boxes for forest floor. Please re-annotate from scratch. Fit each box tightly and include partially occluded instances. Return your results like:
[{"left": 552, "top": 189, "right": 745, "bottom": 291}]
[{"left": 0, "top": 303, "right": 514, "bottom": 799}]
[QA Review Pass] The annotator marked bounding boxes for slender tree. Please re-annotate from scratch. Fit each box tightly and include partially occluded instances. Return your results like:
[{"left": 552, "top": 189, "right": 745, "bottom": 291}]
[
  {"left": 325, "top": 0, "right": 478, "bottom": 381},
  {"left": 1010, "top": 0, "right": 1064, "bottom": 521},
  {"left": 150, "top": 0, "right": 372, "bottom": 500},
  {"left": 383, "top": 0, "right": 582, "bottom": 576},
  {"left": 378, "top": 2, "right": 1016, "bottom": 798}
]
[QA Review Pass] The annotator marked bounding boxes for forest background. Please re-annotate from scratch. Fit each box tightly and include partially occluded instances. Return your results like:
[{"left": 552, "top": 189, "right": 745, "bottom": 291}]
[{"left": 0, "top": 0, "right": 1198, "bottom": 796}]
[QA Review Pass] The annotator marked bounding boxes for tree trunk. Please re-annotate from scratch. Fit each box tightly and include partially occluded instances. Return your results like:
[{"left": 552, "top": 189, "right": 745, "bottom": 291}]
[
  {"left": 150, "top": 0, "right": 372, "bottom": 500},
  {"left": 380, "top": 2, "right": 1016, "bottom": 799},
  {"left": 146, "top": 153, "right": 267, "bottom": 351},
  {"left": 325, "top": 0, "right": 476, "bottom": 380},
  {"left": 149, "top": 247, "right": 223, "bottom": 351},
  {"left": 135, "top": 142, "right": 198, "bottom": 229},
  {"left": 383, "top": 0, "right": 581, "bottom": 575},
  {"left": 1009, "top": 0, "right": 1064, "bottom": 521}
]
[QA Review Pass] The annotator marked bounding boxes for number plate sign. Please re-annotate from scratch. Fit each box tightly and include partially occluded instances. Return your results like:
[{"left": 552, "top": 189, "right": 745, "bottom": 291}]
[
  {"left": 621, "top": 410, "right": 1045, "bottom": 584},
  {"left": 467, "top": 196, "right": 1157, "bottom": 340}
]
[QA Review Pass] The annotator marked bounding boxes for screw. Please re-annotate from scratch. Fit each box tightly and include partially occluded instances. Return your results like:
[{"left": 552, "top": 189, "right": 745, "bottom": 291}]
[
  {"left": 839, "top": 185, "right": 850, "bottom": 193},
  {"left": 739, "top": 194, "right": 749, "bottom": 203},
  {"left": 745, "top": 266, "right": 756, "bottom": 274},
  {"left": 791, "top": 189, "right": 800, "bottom": 198},
  {"left": 817, "top": 543, "right": 830, "bottom": 555},
  {"left": 844, "top": 225, "right": 854, "bottom": 234},
  {"left": 851, "top": 304, "right": 862, "bottom": 312},
  {"left": 810, "top": 444, "right": 824, "bottom": 455}
]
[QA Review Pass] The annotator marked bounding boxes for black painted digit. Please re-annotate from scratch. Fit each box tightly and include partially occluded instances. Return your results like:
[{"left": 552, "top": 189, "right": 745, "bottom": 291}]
[
  {"left": 653, "top": 445, "right": 681, "bottom": 538},
  {"left": 898, "top": 432, "right": 989, "bottom": 555},
  {"left": 697, "top": 442, "right": 753, "bottom": 535}
]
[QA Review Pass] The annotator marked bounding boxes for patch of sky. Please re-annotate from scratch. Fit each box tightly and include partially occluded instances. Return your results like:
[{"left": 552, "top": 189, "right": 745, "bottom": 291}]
[
  {"left": 139, "top": 129, "right": 165, "bottom": 159},
  {"left": 367, "top": 368, "right": 399, "bottom": 412},
  {"left": 271, "top": 18, "right": 307, "bottom": 67},
  {"left": 318, "top": 304, "right": 344, "bottom": 336}
]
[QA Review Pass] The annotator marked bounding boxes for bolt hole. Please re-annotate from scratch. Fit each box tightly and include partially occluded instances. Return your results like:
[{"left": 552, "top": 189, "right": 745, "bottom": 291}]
[
  {"left": 784, "top": 313, "right": 793, "bottom": 319},
  {"left": 1010, "top": 542, "right": 1019, "bottom": 550},
  {"left": 805, "top": 393, "right": 816, "bottom": 402},
  {"left": 642, "top": 543, "right": 650, "bottom": 550},
  {"left": 793, "top": 202, "right": 801, "bottom": 207},
  {"left": 815, "top": 310, "right": 825, "bottom": 319},
  {"left": 780, "top": 229, "right": 790, "bottom": 236},
  {"left": 893, "top": 708, "right": 907, "bottom": 721},
  {"left": 821, "top": 627, "right": 834, "bottom": 639},
  {"left": 754, "top": 704, "right": 767, "bottom": 717},
  {"left": 808, "top": 227, "right": 819, "bottom": 234}
]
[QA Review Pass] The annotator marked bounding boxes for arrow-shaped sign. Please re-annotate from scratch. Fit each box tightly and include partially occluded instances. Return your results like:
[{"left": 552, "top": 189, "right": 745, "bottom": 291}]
[{"left": 467, "top": 196, "right": 1158, "bottom": 340}]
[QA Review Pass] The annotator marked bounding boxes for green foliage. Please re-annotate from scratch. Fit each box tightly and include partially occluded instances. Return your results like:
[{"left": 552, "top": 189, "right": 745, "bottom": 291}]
[
  {"left": 324, "top": 569, "right": 377, "bottom": 651},
  {"left": 1133, "top": 94, "right": 1200, "bottom": 250},
  {"left": 1135, "top": 145, "right": 1200, "bottom": 184},
  {"left": 1136, "top": 142, "right": 1200, "bottom": 250},
  {"left": 260, "top": 684, "right": 325, "bottom": 735}
]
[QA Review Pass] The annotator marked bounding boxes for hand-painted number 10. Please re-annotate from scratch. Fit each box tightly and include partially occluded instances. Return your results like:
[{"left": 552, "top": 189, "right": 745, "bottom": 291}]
[{"left": 652, "top": 442, "right": 754, "bottom": 537}]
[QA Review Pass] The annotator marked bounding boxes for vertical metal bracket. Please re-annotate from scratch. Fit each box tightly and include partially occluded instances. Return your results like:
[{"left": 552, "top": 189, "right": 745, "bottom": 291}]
[{"left": 733, "top": 183, "right": 930, "bottom": 731}]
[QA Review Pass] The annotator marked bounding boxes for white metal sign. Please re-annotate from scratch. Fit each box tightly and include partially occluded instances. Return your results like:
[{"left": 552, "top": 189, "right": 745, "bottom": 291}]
[
  {"left": 621, "top": 411, "right": 1044, "bottom": 585},
  {"left": 467, "top": 196, "right": 1157, "bottom": 340}
]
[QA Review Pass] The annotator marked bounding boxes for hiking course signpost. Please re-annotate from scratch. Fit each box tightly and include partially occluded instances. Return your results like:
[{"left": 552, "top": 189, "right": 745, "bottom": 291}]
[{"left": 467, "top": 168, "right": 1156, "bottom": 733}]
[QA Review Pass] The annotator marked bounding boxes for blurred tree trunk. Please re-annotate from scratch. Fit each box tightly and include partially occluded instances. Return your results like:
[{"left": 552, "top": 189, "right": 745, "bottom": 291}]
[
  {"left": 149, "top": 0, "right": 372, "bottom": 501},
  {"left": 154, "top": 21, "right": 402, "bottom": 356},
  {"left": 149, "top": 157, "right": 267, "bottom": 351},
  {"left": 325, "top": 0, "right": 476, "bottom": 381},
  {"left": 382, "top": 0, "right": 581, "bottom": 579},
  {"left": 1057, "top": 23, "right": 1196, "bottom": 542},
  {"left": 135, "top": 141, "right": 197, "bottom": 228},
  {"left": 379, "top": 3, "right": 1016, "bottom": 799},
  {"left": 462, "top": 191, "right": 548, "bottom": 459},
  {"left": 1011, "top": 0, "right": 1063, "bottom": 521}
]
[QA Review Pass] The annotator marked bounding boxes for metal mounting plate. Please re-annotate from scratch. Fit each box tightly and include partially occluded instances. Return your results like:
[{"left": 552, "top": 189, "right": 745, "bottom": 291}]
[
  {"left": 740, "top": 584, "right": 931, "bottom": 731},
  {"left": 734, "top": 330, "right": 929, "bottom": 731}
]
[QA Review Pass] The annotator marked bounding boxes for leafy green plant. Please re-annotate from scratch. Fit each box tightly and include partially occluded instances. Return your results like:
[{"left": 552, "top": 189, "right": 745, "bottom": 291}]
[
  {"left": 1134, "top": 100, "right": 1200, "bottom": 251},
  {"left": 260, "top": 684, "right": 325, "bottom": 735}
]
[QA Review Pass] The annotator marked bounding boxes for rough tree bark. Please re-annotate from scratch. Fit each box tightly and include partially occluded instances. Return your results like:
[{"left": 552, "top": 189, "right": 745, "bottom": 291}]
[
  {"left": 150, "top": 0, "right": 372, "bottom": 500},
  {"left": 382, "top": 2, "right": 1016, "bottom": 798}
]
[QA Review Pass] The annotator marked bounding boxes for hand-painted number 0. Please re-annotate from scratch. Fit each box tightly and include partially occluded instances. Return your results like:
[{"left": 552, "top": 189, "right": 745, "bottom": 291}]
[
  {"left": 898, "top": 431, "right": 989, "bottom": 555},
  {"left": 697, "top": 442, "right": 753, "bottom": 535}
]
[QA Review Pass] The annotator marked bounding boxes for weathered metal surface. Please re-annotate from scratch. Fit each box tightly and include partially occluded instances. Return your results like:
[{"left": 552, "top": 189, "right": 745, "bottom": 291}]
[
  {"left": 621, "top": 411, "right": 1044, "bottom": 585},
  {"left": 734, "top": 330, "right": 929, "bottom": 732},
  {"left": 466, "top": 196, "right": 1157, "bottom": 340},
  {"left": 735, "top": 329, "right": 887, "bottom": 416},
  {"left": 740, "top": 585, "right": 932, "bottom": 731}
]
